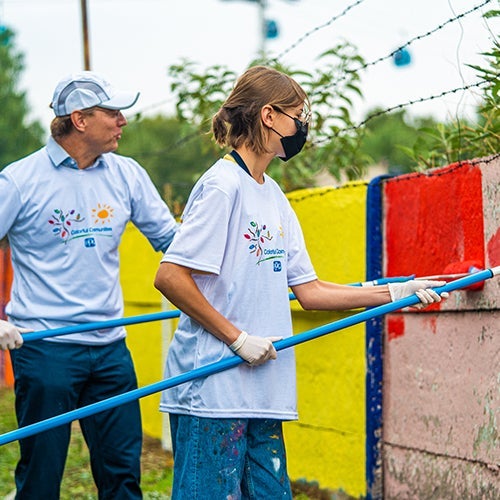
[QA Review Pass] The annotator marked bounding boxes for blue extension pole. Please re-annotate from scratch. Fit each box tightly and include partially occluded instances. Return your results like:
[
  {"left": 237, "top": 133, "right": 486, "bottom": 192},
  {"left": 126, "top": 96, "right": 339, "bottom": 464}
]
[
  {"left": 1, "top": 266, "right": 497, "bottom": 447},
  {"left": 22, "top": 309, "right": 181, "bottom": 342},
  {"left": 24, "top": 280, "right": 415, "bottom": 342}
]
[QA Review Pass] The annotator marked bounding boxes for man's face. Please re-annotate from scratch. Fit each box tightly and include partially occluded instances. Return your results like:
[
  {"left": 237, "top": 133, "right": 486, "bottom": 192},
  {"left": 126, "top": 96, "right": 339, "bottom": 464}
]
[{"left": 84, "top": 107, "right": 128, "bottom": 155}]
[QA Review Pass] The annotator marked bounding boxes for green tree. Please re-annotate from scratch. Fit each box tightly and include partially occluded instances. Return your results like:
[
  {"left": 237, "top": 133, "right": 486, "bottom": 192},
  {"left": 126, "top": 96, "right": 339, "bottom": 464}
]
[
  {"left": 358, "top": 109, "right": 438, "bottom": 174},
  {"left": 117, "top": 114, "right": 219, "bottom": 216},
  {"left": 0, "top": 26, "right": 44, "bottom": 169}
]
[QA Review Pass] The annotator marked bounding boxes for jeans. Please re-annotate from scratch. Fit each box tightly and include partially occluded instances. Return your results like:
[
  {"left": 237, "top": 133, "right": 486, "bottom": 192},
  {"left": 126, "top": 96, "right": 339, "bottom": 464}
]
[
  {"left": 10, "top": 339, "right": 142, "bottom": 499},
  {"left": 169, "top": 414, "right": 292, "bottom": 499}
]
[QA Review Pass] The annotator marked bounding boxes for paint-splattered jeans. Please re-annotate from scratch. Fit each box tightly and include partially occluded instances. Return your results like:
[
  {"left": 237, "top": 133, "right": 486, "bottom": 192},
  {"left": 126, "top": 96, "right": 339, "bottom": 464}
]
[{"left": 169, "top": 414, "right": 292, "bottom": 499}]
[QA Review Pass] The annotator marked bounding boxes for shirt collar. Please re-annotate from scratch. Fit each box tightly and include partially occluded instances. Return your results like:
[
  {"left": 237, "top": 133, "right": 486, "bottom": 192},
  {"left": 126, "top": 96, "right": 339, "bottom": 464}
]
[{"left": 47, "top": 136, "right": 108, "bottom": 170}]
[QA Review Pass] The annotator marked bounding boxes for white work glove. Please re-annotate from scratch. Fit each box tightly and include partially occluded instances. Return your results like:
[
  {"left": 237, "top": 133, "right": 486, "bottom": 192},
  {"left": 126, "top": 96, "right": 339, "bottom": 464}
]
[
  {"left": 388, "top": 280, "right": 449, "bottom": 309},
  {"left": 229, "top": 331, "right": 281, "bottom": 366},
  {"left": 0, "top": 319, "right": 27, "bottom": 350}
]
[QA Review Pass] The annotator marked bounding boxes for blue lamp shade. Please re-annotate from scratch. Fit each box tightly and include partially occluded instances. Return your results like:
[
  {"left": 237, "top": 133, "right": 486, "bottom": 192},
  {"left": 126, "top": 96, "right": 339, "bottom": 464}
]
[
  {"left": 265, "top": 19, "right": 279, "bottom": 39},
  {"left": 393, "top": 48, "right": 411, "bottom": 67}
]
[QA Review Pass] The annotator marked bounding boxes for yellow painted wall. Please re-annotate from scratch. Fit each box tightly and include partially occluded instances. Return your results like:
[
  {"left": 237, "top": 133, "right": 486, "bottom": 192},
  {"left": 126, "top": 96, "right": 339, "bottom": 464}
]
[
  {"left": 285, "top": 182, "right": 368, "bottom": 498},
  {"left": 119, "top": 223, "right": 166, "bottom": 439}
]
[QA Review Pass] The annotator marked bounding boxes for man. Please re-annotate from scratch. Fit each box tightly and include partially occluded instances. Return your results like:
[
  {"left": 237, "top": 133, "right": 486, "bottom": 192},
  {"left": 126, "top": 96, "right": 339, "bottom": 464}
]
[{"left": 0, "top": 71, "right": 178, "bottom": 499}]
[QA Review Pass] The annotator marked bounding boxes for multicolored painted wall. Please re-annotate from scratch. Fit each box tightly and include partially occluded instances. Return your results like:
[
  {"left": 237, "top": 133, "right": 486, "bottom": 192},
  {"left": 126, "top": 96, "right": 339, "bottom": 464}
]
[
  {"left": 278, "top": 155, "right": 499, "bottom": 498},
  {"left": 382, "top": 156, "right": 499, "bottom": 498}
]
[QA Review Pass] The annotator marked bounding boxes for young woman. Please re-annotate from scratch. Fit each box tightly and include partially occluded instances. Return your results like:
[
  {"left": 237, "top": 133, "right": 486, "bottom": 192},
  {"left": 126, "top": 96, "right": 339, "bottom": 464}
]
[{"left": 154, "top": 65, "right": 446, "bottom": 499}]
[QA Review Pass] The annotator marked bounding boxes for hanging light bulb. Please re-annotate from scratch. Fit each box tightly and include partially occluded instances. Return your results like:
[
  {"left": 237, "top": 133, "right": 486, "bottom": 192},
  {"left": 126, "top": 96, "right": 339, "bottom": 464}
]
[{"left": 393, "top": 48, "right": 412, "bottom": 67}]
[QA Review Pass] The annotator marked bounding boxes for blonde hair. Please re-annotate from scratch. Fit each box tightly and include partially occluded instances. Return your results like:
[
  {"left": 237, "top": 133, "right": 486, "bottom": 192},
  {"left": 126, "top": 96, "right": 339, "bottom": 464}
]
[{"left": 212, "top": 66, "right": 309, "bottom": 154}]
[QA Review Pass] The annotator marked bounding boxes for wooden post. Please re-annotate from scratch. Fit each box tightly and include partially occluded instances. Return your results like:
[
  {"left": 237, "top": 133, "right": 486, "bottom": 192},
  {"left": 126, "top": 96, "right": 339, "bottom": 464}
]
[{"left": 80, "top": 0, "right": 91, "bottom": 70}]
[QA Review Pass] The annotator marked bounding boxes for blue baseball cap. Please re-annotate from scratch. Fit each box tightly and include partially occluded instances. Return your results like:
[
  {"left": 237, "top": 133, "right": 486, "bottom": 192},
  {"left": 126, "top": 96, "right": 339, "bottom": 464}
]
[{"left": 51, "top": 71, "right": 140, "bottom": 116}]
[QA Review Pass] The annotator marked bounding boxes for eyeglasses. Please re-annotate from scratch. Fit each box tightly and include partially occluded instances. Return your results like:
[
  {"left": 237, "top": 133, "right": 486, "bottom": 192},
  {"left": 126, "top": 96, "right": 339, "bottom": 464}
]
[
  {"left": 94, "top": 107, "right": 123, "bottom": 119},
  {"left": 272, "top": 106, "right": 311, "bottom": 133}
]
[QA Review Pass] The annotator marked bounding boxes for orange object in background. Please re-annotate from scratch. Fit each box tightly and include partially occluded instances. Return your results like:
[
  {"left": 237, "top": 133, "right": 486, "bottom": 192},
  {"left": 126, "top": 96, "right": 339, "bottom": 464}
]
[
  {"left": 0, "top": 246, "right": 13, "bottom": 312},
  {"left": 0, "top": 246, "right": 15, "bottom": 387}
]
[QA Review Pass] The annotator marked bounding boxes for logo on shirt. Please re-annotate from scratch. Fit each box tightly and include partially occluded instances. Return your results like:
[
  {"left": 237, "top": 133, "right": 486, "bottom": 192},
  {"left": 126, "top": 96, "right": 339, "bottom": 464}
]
[
  {"left": 48, "top": 203, "right": 115, "bottom": 244},
  {"left": 243, "top": 220, "right": 285, "bottom": 266},
  {"left": 48, "top": 209, "right": 85, "bottom": 242},
  {"left": 92, "top": 203, "right": 114, "bottom": 224}
]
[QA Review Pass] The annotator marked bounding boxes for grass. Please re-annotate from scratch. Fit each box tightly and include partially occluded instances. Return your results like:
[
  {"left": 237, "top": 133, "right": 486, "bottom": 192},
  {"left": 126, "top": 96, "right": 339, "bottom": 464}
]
[
  {"left": 0, "top": 386, "right": 173, "bottom": 499},
  {"left": 0, "top": 387, "right": 331, "bottom": 499}
]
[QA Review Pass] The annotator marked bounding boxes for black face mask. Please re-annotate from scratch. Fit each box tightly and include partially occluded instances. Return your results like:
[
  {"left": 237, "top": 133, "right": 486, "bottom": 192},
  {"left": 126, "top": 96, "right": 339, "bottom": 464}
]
[
  {"left": 278, "top": 124, "right": 308, "bottom": 162},
  {"left": 271, "top": 111, "right": 309, "bottom": 162}
]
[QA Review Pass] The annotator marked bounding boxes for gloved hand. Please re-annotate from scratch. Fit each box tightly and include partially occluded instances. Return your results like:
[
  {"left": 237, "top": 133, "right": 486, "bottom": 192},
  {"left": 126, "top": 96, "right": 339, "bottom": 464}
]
[
  {"left": 229, "top": 331, "right": 281, "bottom": 366},
  {"left": 388, "top": 280, "right": 449, "bottom": 309},
  {"left": 0, "top": 320, "right": 26, "bottom": 350}
]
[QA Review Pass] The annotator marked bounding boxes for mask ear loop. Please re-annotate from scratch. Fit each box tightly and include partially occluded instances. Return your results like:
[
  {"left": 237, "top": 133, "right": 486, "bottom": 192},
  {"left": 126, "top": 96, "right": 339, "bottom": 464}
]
[{"left": 270, "top": 127, "right": 284, "bottom": 138}]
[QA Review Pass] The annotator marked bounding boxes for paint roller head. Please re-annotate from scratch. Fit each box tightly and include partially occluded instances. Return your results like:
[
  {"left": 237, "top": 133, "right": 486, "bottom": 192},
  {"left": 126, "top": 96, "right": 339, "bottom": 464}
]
[{"left": 442, "top": 260, "right": 484, "bottom": 291}]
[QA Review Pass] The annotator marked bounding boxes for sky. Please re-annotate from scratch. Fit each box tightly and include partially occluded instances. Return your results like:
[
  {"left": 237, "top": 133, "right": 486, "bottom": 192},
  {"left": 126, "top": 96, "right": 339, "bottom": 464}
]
[{"left": 1, "top": 0, "right": 498, "bottom": 137}]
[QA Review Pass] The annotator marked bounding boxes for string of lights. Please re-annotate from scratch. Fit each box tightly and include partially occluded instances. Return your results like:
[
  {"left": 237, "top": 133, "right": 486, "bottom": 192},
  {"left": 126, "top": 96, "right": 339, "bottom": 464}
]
[
  {"left": 360, "top": 0, "right": 492, "bottom": 72},
  {"left": 323, "top": 0, "right": 494, "bottom": 91},
  {"left": 130, "top": 75, "right": 493, "bottom": 159},
  {"left": 133, "top": 0, "right": 494, "bottom": 147},
  {"left": 45, "top": 0, "right": 490, "bottom": 163},
  {"left": 268, "top": 0, "right": 367, "bottom": 64},
  {"left": 134, "top": 0, "right": 492, "bottom": 118},
  {"left": 313, "top": 77, "right": 495, "bottom": 144}
]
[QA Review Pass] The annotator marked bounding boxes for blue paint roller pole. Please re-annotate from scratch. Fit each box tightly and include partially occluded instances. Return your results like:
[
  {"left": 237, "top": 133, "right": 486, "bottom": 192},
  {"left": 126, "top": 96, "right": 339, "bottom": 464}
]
[
  {"left": 21, "top": 309, "right": 181, "bottom": 342},
  {"left": 1, "top": 266, "right": 498, "bottom": 447},
  {"left": 25, "top": 282, "right": 412, "bottom": 342}
]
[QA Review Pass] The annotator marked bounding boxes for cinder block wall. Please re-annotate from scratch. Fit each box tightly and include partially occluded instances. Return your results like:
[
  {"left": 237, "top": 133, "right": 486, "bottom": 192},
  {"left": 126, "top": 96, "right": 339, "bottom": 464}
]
[{"left": 382, "top": 156, "right": 500, "bottom": 499}]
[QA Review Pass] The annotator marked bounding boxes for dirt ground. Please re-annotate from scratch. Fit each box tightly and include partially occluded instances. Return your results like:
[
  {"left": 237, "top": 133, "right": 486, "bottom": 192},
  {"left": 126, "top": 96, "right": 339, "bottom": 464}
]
[{"left": 142, "top": 433, "right": 174, "bottom": 470}]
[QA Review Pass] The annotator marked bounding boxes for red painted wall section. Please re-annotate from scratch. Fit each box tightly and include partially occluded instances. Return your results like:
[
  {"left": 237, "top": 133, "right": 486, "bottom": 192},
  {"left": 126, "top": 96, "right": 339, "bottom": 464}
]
[
  {"left": 384, "top": 162, "right": 485, "bottom": 278},
  {"left": 487, "top": 227, "right": 500, "bottom": 266},
  {"left": 382, "top": 156, "right": 500, "bottom": 498},
  {"left": 386, "top": 315, "right": 405, "bottom": 341}
]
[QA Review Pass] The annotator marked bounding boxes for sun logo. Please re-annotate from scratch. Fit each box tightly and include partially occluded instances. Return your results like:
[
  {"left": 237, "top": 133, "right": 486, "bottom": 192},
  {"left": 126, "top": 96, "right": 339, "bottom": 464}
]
[{"left": 92, "top": 203, "right": 114, "bottom": 224}]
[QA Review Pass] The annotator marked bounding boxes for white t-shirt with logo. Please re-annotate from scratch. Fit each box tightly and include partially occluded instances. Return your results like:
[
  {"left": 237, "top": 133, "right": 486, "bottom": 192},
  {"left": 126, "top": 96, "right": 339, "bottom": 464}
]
[
  {"left": 0, "top": 137, "right": 177, "bottom": 344},
  {"left": 160, "top": 157, "right": 317, "bottom": 420}
]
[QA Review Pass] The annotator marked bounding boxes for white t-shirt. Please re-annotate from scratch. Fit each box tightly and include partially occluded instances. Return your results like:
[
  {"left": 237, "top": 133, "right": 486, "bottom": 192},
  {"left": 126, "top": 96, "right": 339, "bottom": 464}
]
[
  {"left": 160, "top": 157, "right": 317, "bottom": 420},
  {"left": 0, "top": 137, "right": 178, "bottom": 344}
]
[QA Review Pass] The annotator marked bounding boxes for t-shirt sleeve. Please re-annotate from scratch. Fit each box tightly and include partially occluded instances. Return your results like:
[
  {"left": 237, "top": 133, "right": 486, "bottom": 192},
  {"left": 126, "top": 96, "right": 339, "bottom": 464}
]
[
  {"left": 286, "top": 206, "right": 317, "bottom": 286},
  {"left": 128, "top": 161, "right": 178, "bottom": 253},
  {"left": 161, "top": 181, "right": 231, "bottom": 274}
]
